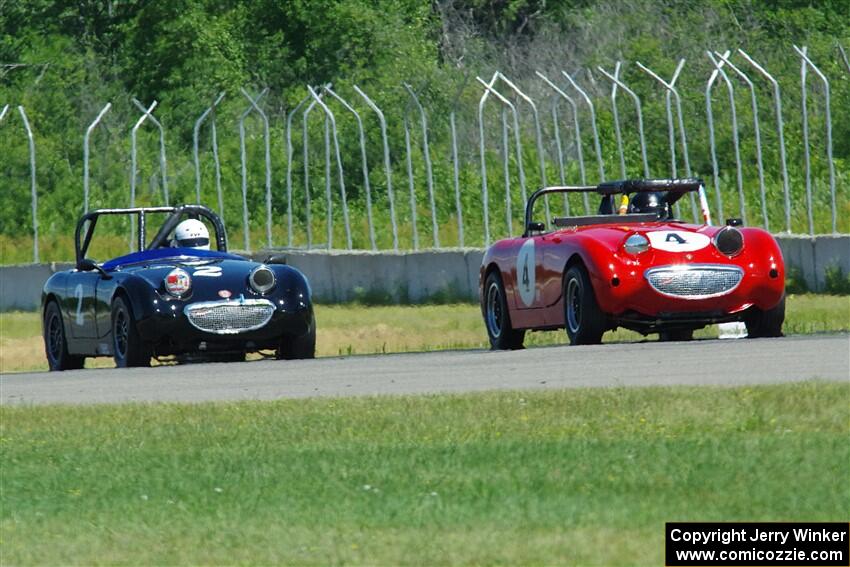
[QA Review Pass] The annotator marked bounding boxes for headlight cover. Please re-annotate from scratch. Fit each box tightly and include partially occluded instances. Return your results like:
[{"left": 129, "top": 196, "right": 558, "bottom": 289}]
[
  {"left": 249, "top": 265, "right": 276, "bottom": 294},
  {"left": 713, "top": 226, "right": 744, "bottom": 256},
  {"left": 164, "top": 268, "right": 192, "bottom": 297},
  {"left": 624, "top": 233, "right": 650, "bottom": 254}
]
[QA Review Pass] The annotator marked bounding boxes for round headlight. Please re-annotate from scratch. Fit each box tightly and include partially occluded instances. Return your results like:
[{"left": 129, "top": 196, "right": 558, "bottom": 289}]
[
  {"left": 713, "top": 226, "right": 744, "bottom": 256},
  {"left": 249, "top": 265, "right": 276, "bottom": 294},
  {"left": 164, "top": 268, "right": 192, "bottom": 297},
  {"left": 624, "top": 233, "right": 650, "bottom": 254}
]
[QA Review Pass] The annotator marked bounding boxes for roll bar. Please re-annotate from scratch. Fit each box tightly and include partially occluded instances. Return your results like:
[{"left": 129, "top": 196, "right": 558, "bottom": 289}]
[
  {"left": 75, "top": 204, "right": 228, "bottom": 265},
  {"left": 523, "top": 178, "right": 709, "bottom": 236}
]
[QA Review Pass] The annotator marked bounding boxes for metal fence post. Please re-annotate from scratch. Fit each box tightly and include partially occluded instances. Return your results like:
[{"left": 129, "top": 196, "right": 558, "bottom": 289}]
[
  {"left": 597, "top": 64, "right": 650, "bottom": 178},
  {"left": 706, "top": 52, "right": 746, "bottom": 224},
  {"left": 404, "top": 84, "right": 439, "bottom": 248},
  {"left": 210, "top": 102, "right": 224, "bottom": 225},
  {"left": 308, "top": 85, "right": 352, "bottom": 250},
  {"left": 536, "top": 72, "right": 590, "bottom": 214},
  {"left": 496, "top": 73, "right": 550, "bottom": 223},
  {"left": 476, "top": 72, "right": 498, "bottom": 246},
  {"left": 402, "top": 114, "right": 420, "bottom": 249},
  {"left": 715, "top": 53, "right": 769, "bottom": 230},
  {"left": 83, "top": 103, "right": 111, "bottom": 213},
  {"left": 286, "top": 94, "right": 310, "bottom": 248},
  {"left": 17, "top": 107, "right": 39, "bottom": 262},
  {"left": 738, "top": 49, "right": 792, "bottom": 233},
  {"left": 705, "top": 51, "right": 729, "bottom": 223},
  {"left": 794, "top": 45, "right": 836, "bottom": 234},
  {"left": 302, "top": 94, "right": 320, "bottom": 249},
  {"left": 193, "top": 92, "right": 226, "bottom": 206},
  {"left": 449, "top": 108, "right": 465, "bottom": 247},
  {"left": 500, "top": 107, "right": 513, "bottom": 235},
  {"left": 325, "top": 86, "right": 377, "bottom": 250},
  {"left": 237, "top": 88, "right": 268, "bottom": 251},
  {"left": 477, "top": 77, "right": 529, "bottom": 237},
  {"left": 839, "top": 44, "right": 850, "bottom": 75},
  {"left": 132, "top": 99, "right": 169, "bottom": 206},
  {"left": 240, "top": 88, "right": 274, "bottom": 248},
  {"left": 130, "top": 100, "right": 157, "bottom": 251},
  {"left": 0, "top": 104, "right": 8, "bottom": 122},
  {"left": 562, "top": 71, "right": 606, "bottom": 184},
  {"left": 608, "top": 63, "right": 627, "bottom": 178},
  {"left": 353, "top": 85, "right": 399, "bottom": 251}
]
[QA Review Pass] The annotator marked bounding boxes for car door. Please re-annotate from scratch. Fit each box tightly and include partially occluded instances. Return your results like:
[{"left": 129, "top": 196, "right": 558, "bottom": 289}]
[
  {"left": 512, "top": 235, "right": 546, "bottom": 311},
  {"left": 67, "top": 271, "right": 100, "bottom": 339}
]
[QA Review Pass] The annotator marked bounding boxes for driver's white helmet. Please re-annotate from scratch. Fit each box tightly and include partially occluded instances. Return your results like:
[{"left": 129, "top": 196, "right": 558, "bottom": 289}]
[{"left": 172, "top": 219, "right": 210, "bottom": 250}]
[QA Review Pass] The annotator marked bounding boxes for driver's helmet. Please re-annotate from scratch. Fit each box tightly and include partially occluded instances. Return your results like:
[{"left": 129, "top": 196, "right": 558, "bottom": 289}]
[
  {"left": 628, "top": 191, "right": 668, "bottom": 217},
  {"left": 171, "top": 219, "right": 210, "bottom": 250}
]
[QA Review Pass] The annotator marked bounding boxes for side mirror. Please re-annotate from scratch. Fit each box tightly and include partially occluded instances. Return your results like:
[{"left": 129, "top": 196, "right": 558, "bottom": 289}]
[
  {"left": 527, "top": 221, "right": 545, "bottom": 233},
  {"left": 77, "top": 258, "right": 112, "bottom": 279}
]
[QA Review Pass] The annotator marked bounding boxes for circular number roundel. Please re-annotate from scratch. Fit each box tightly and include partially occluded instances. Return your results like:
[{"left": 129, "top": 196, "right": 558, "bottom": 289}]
[{"left": 516, "top": 239, "right": 536, "bottom": 307}]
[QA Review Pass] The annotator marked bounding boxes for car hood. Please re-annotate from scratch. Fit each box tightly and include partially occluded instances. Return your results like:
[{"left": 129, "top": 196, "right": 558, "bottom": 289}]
[{"left": 115, "top": 256, "right": 268, "bottom": 299}]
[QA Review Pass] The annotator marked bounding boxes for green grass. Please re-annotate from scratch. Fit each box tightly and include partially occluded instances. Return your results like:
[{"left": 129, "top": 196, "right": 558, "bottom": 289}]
[
  {"left": 2, "top": 294, "right": 848, "bottom": 373},
  {"left": 1, "top": 382, "right": 847, "bottom": 565}
]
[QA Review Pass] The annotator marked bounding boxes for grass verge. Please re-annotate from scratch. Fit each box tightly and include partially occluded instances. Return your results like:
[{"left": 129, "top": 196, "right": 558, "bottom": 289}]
[
  {"left": 1, "top": 382, "right": 847, "bottom": 565},
  {"left": 2, "top": 293, "right": 848, "bottom": 373}
]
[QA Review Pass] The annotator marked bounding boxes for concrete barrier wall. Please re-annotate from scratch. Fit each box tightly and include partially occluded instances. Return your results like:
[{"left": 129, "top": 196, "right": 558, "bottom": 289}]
[{"left": 1, "top": 236, "right": 846, "bottom": 311}]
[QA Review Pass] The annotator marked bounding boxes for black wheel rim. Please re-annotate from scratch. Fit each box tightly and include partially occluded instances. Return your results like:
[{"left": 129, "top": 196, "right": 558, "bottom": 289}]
[
  {"left": 114, "top": 307, "right": 129, "bottom": 359},
  {"left": 486, "top": 281, "right": 502, "bottom": 339},
  {"left": 47, "top": 311, "right": 62, "bottom": 362},
  {"left": 566, "top": 278, "right": 581, "bottom": 334}
]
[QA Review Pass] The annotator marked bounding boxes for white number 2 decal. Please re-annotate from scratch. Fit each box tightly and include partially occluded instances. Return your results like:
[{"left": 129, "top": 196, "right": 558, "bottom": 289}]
[
  {"left": 74, "top": 284, "right": 85, "bottom": 326},
  {"left": 193, "top": 266, "right": 222, "bottom": 277}
]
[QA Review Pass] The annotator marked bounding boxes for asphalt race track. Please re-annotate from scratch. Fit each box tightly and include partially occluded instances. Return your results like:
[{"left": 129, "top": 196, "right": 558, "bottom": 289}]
[{"left": 2, "top": 334, "right": 848, "bottom": 406}]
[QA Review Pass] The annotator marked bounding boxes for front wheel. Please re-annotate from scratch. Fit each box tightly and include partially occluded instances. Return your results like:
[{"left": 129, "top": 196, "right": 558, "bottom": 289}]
[
  {"left": 745, "top": 295, "right": 785, "bottom": 338},
  {"left": 43, "top": 301, "right": 85, "bottom": 371},
  {"left": 563, "top": 264, "right": 606, "bottom": 345},
  {"left": 111, "top": 296, "right": 151, "bottom": 368},
  {"left": 277, "top": 325, "right": 316, "bottom": 360},
  {"left": 483, "top": 271, "right": 525, "bottom": 350}
]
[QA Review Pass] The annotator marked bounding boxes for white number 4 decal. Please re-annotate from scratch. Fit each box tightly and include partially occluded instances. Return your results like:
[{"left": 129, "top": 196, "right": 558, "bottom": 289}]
[{"left": 193, "top": 266, "right": 222, "bottom": 277}]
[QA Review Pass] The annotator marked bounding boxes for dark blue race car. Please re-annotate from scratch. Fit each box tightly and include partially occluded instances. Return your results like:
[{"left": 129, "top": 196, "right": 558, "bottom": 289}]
[{"left": 42, "top": 205, "right": 315, "bottom": 370}]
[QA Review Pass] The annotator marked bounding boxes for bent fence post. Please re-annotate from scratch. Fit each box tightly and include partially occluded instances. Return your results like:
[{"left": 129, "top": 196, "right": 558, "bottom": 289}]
[
  {"left": 302, "top": 93, "right": 321, "bottom": 249},
  {"left": 794, "top": 45, "right": 836, "bottom": 235},
  {"left": 477, "top": 77, "right": 528, "bottom": 238},
  {"left": 193, "top": 92, "right": 226, "bottom": 206},
  {"left": 607, "top": 63, "right": 627, "bottom": 178},
  {"left": 17, "top": 106, "right": 39, "bottom": 262},
  {"left": 402, "top": 112, "right": 420, "bottom": 249},
  {"left": 715, "top": 52, "right": 768, "bottom": 230},
  {"left": 308, "top": 85, "right": 352, "bottom": 250},
  {"left": 353, "top": 85, "right": 399, "bottom": 251},
  {"left": 237, "top": 88, "right": 269, "bottom": 251},
  {"left": 477, "top": 72, "right": 498, "bottom": 246},
  {"left": 404, "top": 84, "right": 439, "bottom": 248},
  {"left": 561, "top": 71, "right": 605, "bottom": 186},
  {"left": 130, "top": 100, "right": 158, "bottom": 251},
  {"left": 83, "top": 102, "right": 111, "bottom": 213},
  {"left": 240, "top": 88, "right": 274, "bottom": 249},
  {"left": 0, "top": 104, "right": 8, "bottom": 122},
  {"left": 496, "top": 73, "right": 550, "bottom": 224},
  {"left": 636, "top": 59, "right": 697, "bottom": 221},
  {"left": 500, "top": 107, "right": 512, "bottom": 235},
  {"left": 210, "top": 102, "right": 224, "bottom": 225},
  {"left": 286, "top": 94, "right": 310, "bottom": 247},
  {"left": 840, "top": 44, "right": 850, "bottom": 75},
  {"left": 449, "top": 108, "right": 465, "bottom": 247},
  {"left": 325, "top": 86, "right": 377, "bottom": 250},
  {"left": 132, "top": 98, "right": 169, "bottom": 207},
  {"left": 738, "top": 49, "right": 792, "bottom": 233},
  {"left": 537, "top": 71, "right": 590, "bottom": 214},
  {"left": 707, "top": 51, "right": 745, "bottom": 224},
  {"left": 597, "top": 64, "right": 650, "bottom": 178},
  {"left": 704, "top": 51, "right": 729, "bottom": 223}
]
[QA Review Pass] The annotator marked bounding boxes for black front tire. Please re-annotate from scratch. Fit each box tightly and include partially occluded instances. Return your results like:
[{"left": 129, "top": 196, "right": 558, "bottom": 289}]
[
  {"left": 277, "top": 325, "right": 316, "bottom": 360},
  {"left": 563, "top": 264, "right": 606, "bottom": 345},
  {"left": 482, "top": 271, "right": 525, "bottom": 350},
  {"left": 111, "top": 296, "right": 151, "bottom": 368},
  {"left": 43, "top": 301, "right": 85, "bottom": 371},
  {"left": 745, "top": 294, "right": 785, "bottom": 338}
]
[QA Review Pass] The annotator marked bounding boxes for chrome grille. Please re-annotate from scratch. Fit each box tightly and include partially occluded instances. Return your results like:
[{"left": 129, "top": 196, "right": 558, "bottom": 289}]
[
  {"left": 645, "top": 265, "right": 743, "bottom": 299},
  {"left": 185, "top": 299, "right": 275, "bottom": 334}
]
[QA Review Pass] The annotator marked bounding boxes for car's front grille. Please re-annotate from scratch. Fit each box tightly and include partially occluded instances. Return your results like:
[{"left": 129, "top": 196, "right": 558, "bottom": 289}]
[
  {"left": 645, "top": 265, "right": 743, "bottom": 299},
  {"left": 185, "top": 299, "right": 275, "bottom": 334}
]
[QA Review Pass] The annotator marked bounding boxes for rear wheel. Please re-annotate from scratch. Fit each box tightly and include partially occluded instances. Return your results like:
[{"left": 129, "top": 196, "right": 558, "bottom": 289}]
[
  {"left": 43, "top": 301, "right": 85, "bottom": 371},
  {"left": 563, "top": 264, "right": 606, "bottom": 345},
  {"left": 483, "top": 271, "right": 525, "bottom": 350},
  {"left": 277, "top": 325, "right": 316, "bottom": 360},
  {"left": 745, "top": 295, "right": 785, "bottom": 338},
  {"left": 112, "top": 296, "right": 151, "bottom": 367},
  {"left": 659, "top": 329, "right": 694, "bottom": 342}
]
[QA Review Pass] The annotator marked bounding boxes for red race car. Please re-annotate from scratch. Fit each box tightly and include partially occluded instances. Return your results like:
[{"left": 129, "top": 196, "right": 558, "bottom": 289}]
[{"left": 480, "top": 178, "right": 785, "bottom": 349}]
